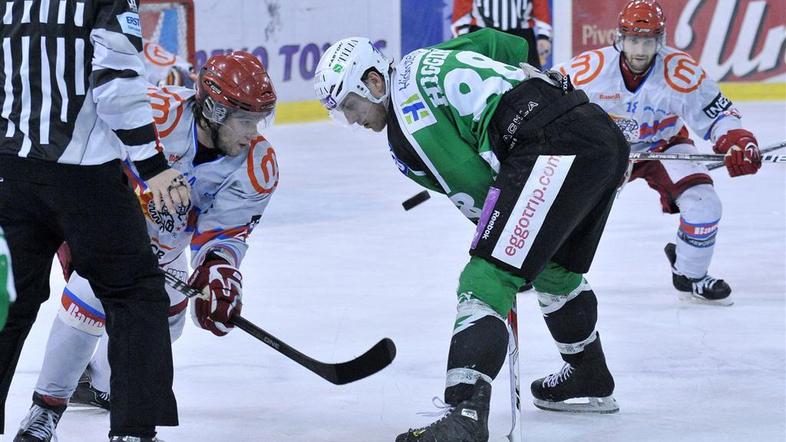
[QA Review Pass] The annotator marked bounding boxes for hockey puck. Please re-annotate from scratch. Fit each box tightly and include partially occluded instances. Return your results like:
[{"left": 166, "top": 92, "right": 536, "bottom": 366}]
[{"left": 402, "top": 190, "right": 430, "bottom": 211}]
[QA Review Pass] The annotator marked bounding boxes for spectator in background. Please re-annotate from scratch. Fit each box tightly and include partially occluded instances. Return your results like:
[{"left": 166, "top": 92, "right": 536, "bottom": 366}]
[{"left": 451, "top": 0, "right": 552, "bottom": 68}]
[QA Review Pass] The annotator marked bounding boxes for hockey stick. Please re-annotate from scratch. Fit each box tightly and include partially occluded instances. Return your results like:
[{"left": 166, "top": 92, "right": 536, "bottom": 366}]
[
  {"left": 629, "top": 151, "right": 786, "bottom": 162},
  {"left": 163, "top": 272, "right": 397, "bottom": 385},
  {"left": 506, "top": 295, "right": 523, "bottom": 442},
  {"left": 706, "top": 140, "right": 786, "bottom": 171}
]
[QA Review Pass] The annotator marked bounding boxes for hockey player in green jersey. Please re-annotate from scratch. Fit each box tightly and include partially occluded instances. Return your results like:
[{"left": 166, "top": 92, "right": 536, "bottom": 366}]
[
  {"left": 315, "top": 29, "right": 629, "bottom": 441},
  {"left": 0, "top": 227, "right": 15, "bottom": 330}
]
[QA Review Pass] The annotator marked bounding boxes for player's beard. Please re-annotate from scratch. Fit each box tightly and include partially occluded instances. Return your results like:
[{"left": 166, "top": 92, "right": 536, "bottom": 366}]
[{"left": 623, "top": 51, "right": 654, "bottom": 74}]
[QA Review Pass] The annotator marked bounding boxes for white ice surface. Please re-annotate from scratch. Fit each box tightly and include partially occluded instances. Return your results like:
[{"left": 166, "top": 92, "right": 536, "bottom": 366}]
[{"left": 2, "top": 101, "right": 784, "bottom": 442}]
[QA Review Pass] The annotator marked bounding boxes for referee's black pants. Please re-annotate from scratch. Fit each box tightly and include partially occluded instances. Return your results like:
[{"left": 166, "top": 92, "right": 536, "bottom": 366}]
[{"left": 0, "top": 158, "right": 178, "bottom": 437}]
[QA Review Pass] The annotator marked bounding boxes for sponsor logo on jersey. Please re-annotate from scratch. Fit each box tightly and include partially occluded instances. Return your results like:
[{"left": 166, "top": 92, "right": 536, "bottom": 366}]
[
  {"left": 397, "top": 52, "right": 417, "bottom": 92},
  {"left": 399, "top": 93, "right": 436, "bottom": 132},
  {"left": 703, "top": 92, "right": 733, "bottom": 119},
  {"left": 127, "top": 0, "right": 138, "bottom": 13},
  {"left": 117, "top": 12, "right": 142, "bottom": 37},
  {"left": 598, "top": 92, "right": 621, "bottom": 101},
  {"left": 401, "top": 94, "right": 429, "bottom": 124},
  {"left": 491, "top": 156, "right": 575, "bottom": 269},
  {"left": 471, "top": 187, "right": 502, "bottom": 250}
]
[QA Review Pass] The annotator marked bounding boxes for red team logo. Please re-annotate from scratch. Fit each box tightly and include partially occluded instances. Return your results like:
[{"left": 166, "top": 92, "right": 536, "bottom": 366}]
[
  {"left": 247, "top": 139, "right": 279, "bottom": 194},
  {"left": 147, "top": 86, "right": 186, "bottom": 138},
  {"left": 664, "top": 52, "right": 706, "bottom": 93},
  {"left": 143, "top": 41, "right": 177, "bottom": 67}
]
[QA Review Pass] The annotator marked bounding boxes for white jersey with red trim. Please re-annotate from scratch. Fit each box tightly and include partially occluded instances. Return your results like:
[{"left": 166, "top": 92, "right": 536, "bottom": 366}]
[
  {"left": 128, "top": 85, "right": 278, "bottom": 269},
  {"left": 556, "top": 45, "right": 742, "bottom": 152}
]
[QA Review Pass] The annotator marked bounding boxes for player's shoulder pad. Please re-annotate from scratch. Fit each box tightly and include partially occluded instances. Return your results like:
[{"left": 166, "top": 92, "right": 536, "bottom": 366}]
[
  {"left": 558, "top": 47, "right": 610, "bottom": 86},
  {"left": 661, "top": 47, "right": 706, "bottom": 94},
  {"left": 146, "top": 85, "right": 195, "bottom": 138},
  {"left": 244, "top": 135, "right": 279, "bottom": 196}
]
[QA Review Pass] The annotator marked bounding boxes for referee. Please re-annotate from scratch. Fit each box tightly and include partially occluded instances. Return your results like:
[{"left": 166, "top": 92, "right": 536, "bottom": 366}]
[
  {"left": 451, "top": 0, "right": 553, "bottom": 68},
  {"left": 0, "top": 1, "right": 186, "bottom": 440}
]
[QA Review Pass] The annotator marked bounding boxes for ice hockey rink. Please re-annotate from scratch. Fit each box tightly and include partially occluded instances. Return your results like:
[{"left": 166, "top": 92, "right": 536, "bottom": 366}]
[{"left": 2, "top": 100, "right": 784, "bottom": 442}]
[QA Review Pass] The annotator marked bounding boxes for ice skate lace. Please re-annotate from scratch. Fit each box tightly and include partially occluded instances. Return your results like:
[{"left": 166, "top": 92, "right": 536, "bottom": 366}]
[
  {"left": 692, "top": 275, "right": 719, "bottom": 295},
  {"left": 18, "top": 404, "right": 59, "bottom": 441},
  {"left": 97, "top": 390, "right": 110, "bottom": 403},
  {"left": 542, "top": 363, "right": 574, "bottom": 388},
  {"left": 416, "top": 396, "right": 454, "bottom": 418}
]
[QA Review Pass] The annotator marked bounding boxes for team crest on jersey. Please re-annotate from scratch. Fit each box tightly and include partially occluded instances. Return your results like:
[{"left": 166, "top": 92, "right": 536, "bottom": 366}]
[
  {"left": 147, "top": 86, "right": 187, "bottom": 138},
  {"left": 609, "top": 114, "right": 640, "bottom": 143},
  {"left": 664, "top": 52, "right": 706, "bottom": 93}
]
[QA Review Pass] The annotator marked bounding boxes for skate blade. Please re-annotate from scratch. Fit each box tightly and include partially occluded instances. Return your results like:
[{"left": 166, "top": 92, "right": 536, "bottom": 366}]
[
  {"left": 533, "top": 395, "right": 619, "bottom": 414},
  {"left": 678, "top": 292, "right": 734, "bottom": 307}
]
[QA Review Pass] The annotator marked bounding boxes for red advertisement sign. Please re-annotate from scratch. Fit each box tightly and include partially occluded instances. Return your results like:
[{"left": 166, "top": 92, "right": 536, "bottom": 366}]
[{"left": 572, "top": 0, "right": 786, "bottom": 82}]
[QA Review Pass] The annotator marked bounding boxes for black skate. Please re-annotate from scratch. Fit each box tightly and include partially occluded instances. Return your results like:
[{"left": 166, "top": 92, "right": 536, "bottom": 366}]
[
  {"left": 664, "top": 243, "right": 732, "bottom": 306},
  {"left": 109, "top": 437, "right": 165, "bottom": 442},
  {"left": 396, "top": 380, "right": 491, "bottom": 442},
  {"left": 531, "top": 336, "right": 618, "bottom": 414},
  {"left": 70, "top": 371, "right": 110, "bottom": 411},
  {"left": 14, "top": 392, "right": 67, "bottom": 442}
]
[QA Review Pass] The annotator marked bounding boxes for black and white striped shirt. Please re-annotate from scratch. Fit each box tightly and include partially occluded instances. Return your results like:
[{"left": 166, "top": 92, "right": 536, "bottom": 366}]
[
  {"left": 452, "top": 0, "right": 553, "bottom": 39},
  {"left": 0, "top": 0, "right": 159, "bottom": 166}
]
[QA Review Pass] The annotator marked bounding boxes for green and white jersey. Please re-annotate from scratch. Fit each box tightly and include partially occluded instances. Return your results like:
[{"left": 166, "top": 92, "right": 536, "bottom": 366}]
[{"left": 387, "top": 28, "right": 529, "bottom": 222}]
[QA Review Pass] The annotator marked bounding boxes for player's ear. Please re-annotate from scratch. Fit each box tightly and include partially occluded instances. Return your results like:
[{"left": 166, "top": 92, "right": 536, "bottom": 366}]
[{"left": 366, "top": 71, "right": 386, "bottom": 99}]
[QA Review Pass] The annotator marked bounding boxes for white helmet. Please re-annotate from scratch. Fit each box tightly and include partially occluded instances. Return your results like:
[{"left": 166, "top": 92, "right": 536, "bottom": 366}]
[{"left": 314, "top": 37, "right": 391, "bottom": 116}]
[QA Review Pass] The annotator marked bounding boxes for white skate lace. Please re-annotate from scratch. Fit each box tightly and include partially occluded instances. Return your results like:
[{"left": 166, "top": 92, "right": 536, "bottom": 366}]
[
  {"left": 543, "top": 363, "right": 574, "bottom": 388},
  {"left": 417, "top": 396, "right": 454, "bottom": 418},
  {"left": 692, "top": 275, "right": 720, "bottom": 295},
  {"left": 18, "top": 404, "right": 59, "bottom": 441}
]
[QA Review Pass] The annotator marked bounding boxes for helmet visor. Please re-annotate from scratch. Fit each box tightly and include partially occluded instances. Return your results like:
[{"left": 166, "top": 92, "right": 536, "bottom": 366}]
[
  {"left": 322, "top": 92, "right": 377, "bottom": 129},
  {"left": 206, "top": 99, "right": 276, "bottom": 132}
]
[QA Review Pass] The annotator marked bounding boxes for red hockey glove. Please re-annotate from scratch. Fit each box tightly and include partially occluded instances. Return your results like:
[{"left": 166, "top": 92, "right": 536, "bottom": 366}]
[
  {"left": 713, "top": 129, "right": 761, "bottom": 177},
  {"left": 188, "top": 257, "right": 242, "bottom": 337}
]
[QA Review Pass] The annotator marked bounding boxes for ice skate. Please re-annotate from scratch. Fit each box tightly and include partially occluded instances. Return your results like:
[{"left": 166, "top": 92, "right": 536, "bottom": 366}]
[
  {"left": 531, "top": 336, "right": 618, "bottom": 414},
  {"left": 664, "top": 243, "right": 733, "bottom": 306},
  {"left": 109, "top": 437, "right": 165, "bottom": 442},
  {"left": 14, "top": 392, "right": 67, "bottom": 442},
  {"left": 396, "top": 380, "right": 491, "bottom": 442},
  {"left": 69, "top": 371, "right": 110, "bottom": 411}
]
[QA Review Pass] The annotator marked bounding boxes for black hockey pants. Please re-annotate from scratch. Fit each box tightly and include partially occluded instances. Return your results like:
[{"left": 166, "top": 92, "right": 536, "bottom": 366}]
[{"left": 0, "top": 158, "right": 178, "bottom": 437}]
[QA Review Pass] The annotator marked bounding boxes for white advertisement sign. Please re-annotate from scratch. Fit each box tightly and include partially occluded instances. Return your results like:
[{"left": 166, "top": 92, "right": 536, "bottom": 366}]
[{"left": 193, "top": 0, "right": 402, "bottom": 103}]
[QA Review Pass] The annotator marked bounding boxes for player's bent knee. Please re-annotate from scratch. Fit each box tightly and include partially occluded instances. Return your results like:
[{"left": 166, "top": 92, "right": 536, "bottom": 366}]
[
  {"left": 57, "top": 288, "right": 106, "bottom": 337},
  {"left": 678, "top": 184, "right": 722, "bottom": 220},
  {"left": 457, "top": 256, "right": 524, "bottom": 316},
  {"left": 532, "top": 262, "right": 584, "bottom": 297}
]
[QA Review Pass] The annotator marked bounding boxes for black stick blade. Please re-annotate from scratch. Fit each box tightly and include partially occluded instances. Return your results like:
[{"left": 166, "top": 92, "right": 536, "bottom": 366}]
[{"left": 331, "top": 338, "right": 397, "bottom": 385}]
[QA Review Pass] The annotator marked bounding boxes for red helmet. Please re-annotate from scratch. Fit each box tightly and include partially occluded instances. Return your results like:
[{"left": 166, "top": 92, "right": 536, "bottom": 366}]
[
  {"left": 618, "top": 0, "right": 666, "bottom": 37},
  {"left": 196, "top": 51, "right": 276, "bottom": 119}
]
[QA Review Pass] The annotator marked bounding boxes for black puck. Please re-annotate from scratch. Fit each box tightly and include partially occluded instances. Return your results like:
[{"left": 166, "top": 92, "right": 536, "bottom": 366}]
[{"left": 402, "top": 190, "right": 430, "bottom": 211}]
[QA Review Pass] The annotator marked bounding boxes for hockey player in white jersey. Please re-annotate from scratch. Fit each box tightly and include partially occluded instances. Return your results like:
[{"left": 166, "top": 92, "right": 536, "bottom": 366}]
[
  {"left": 557, "top": 0, "right": 762, "bottom": 305},
  {"left": 14, "top": 51, "right": 278, "bottom": 442}
]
